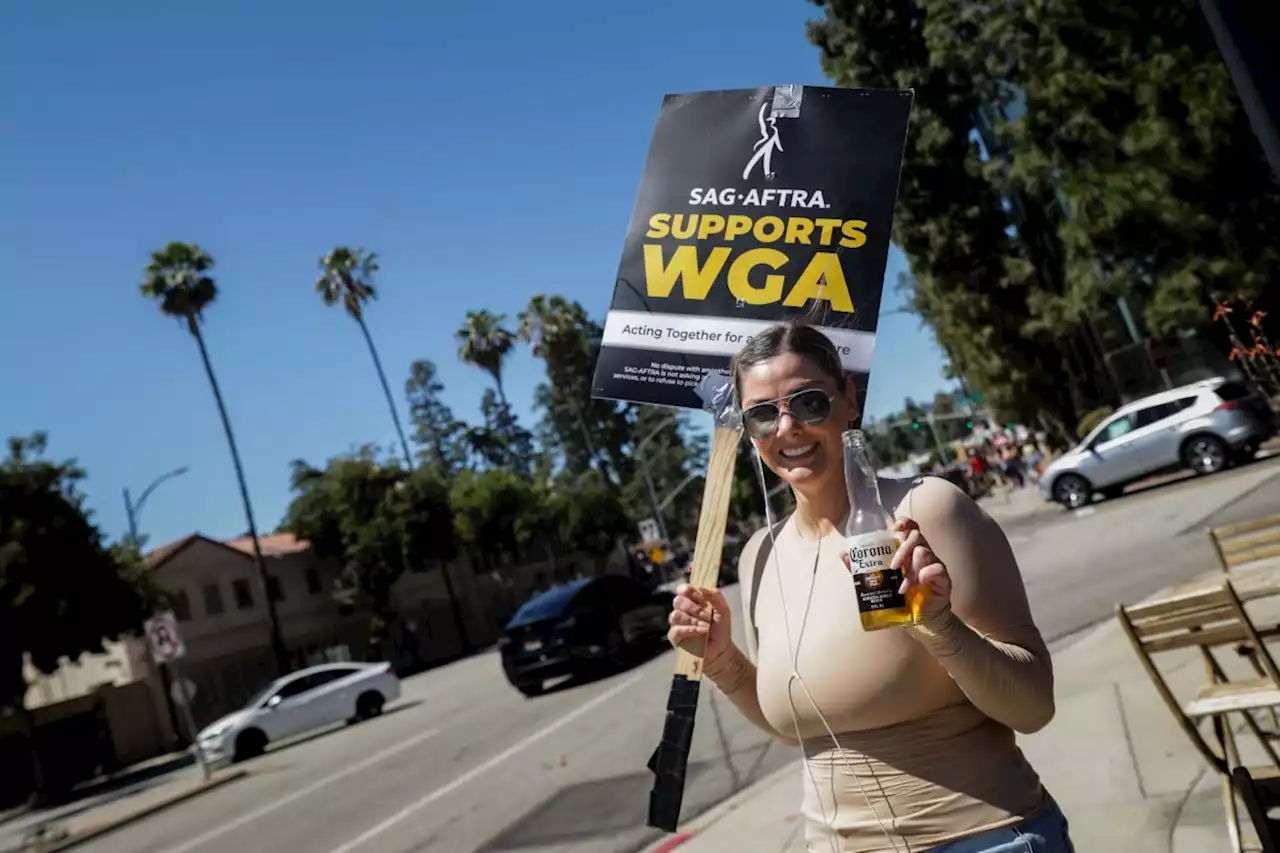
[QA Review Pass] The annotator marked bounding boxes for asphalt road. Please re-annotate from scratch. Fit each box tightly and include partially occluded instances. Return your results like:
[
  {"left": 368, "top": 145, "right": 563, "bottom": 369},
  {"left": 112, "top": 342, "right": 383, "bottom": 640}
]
[{"left": 77, "top": 456, "right": 1280, "bottom": 853}]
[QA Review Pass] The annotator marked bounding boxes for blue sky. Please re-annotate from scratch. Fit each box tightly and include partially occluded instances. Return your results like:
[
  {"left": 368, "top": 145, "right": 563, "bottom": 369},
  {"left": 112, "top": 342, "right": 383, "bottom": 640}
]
[{"left": 0, "top": 1, "right": 953, "bottom": 550}]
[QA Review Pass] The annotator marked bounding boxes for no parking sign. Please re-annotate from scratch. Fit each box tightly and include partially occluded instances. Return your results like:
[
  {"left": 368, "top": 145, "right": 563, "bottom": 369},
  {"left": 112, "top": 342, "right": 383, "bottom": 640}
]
[{"left": 144, "top": 610, "right": 186, "bottom": 663}]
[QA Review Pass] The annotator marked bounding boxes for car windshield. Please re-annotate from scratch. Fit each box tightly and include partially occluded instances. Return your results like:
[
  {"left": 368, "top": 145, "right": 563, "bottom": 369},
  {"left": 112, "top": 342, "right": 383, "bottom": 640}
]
[{"left": 507, "top": 579, "right": 592, "bottom": 627}]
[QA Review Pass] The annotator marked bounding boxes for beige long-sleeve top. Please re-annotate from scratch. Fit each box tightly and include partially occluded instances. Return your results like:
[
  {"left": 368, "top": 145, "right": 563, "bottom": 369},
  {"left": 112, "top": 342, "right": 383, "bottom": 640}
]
[{"left": 703, "top": 475, "right": 1054, "bottom": 853}]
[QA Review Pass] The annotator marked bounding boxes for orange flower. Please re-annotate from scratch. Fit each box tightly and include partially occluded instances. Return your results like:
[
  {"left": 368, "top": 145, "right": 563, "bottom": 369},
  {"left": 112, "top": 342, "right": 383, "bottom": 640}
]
[
  {"left": 1214, "top": 300, "right": 1234, "bottom": 322},
  {"left": 1230, "top": 345, "right": 1245, "bottom": 360},
  {"left": 1252, "top": 310, "right": 1268, "bottom": 329}
]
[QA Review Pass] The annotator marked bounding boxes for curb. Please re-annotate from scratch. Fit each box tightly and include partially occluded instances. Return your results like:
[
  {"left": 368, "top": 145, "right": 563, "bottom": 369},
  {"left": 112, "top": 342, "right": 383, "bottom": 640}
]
[
  {"left": 10, "top": 770, "right": 248, "bottom": 853},
  {"left": 640, "top": 761, "right": 798, "bottom": 853}
]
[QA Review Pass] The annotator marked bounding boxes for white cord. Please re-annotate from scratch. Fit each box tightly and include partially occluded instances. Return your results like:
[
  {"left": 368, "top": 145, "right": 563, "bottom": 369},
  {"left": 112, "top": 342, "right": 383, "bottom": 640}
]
[{"left": 752, "top": 446, "right": 906, "bottom": 853}]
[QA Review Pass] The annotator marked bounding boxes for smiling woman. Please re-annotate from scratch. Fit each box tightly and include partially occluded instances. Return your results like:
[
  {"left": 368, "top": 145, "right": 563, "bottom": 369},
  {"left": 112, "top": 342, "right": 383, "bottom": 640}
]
[{"left": 666, "top": 320, "right": 1072, "bottom": 853}]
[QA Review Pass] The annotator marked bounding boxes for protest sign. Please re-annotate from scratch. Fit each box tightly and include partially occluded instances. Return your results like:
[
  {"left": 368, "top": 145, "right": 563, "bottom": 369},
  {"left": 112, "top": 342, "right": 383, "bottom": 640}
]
[
  {"left": 592, "top": 85, "right": 914, "bottom": 418},
  {"left": 588, "top": 85, "right": 913, "bottom": 834}
]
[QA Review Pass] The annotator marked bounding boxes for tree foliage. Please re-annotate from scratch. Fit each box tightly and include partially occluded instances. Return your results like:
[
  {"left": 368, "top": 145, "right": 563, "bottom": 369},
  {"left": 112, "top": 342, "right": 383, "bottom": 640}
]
[
  {"left": 316, "top": 246, "right": 414, "bottom": 468},
  {"left": 405, "top": 359, "right": 467, "bottom": 475},
  {"left": 807, "top": 0, "right": 1280, "bottom": 440},
  {"left": 282, "top": 447, "right": 455, "bottom": 656},
  {"left": 0, "top": 433, "right": 152, "bottom": 711}
]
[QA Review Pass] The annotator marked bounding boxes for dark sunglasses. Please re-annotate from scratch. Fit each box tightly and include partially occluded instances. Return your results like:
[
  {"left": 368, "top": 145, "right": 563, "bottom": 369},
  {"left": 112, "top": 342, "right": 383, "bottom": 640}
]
[{"left": 741, "top": 388, "right": 834, "bottom": 439}]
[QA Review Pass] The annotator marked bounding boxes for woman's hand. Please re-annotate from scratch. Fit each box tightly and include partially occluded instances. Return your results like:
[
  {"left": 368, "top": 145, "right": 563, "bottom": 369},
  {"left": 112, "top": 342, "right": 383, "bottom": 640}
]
[
  {"left": 667, "top": 584, "right": 733, "bottom": 664},
  {"left": 892, "top": 516, "right": 952, "bottom": 618}
]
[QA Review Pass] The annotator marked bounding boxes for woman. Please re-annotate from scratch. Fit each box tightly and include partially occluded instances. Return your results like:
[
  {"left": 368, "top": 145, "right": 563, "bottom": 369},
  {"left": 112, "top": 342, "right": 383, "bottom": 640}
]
[{"left": 667, "top": 321, "right": 1072, "bottom": 853}]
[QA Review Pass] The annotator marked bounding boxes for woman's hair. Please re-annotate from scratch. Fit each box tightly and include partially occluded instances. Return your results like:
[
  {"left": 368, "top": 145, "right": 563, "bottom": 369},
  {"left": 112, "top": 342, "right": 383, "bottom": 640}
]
[{"left": 729, "top": 319, "right": 846, "bottom": 399}]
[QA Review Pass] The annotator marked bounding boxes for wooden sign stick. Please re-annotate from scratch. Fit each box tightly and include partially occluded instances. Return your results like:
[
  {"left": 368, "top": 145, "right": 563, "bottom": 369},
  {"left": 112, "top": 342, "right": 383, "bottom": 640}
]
[{"left": 646, "top": 425, "right": 740, "bottom": 832}]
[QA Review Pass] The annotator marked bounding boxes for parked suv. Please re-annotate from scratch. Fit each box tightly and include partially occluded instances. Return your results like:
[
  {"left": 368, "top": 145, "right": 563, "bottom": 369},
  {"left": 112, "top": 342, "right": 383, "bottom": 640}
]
[{"left": 1040, "top": 378, "right": 1275, "bottom": 509}]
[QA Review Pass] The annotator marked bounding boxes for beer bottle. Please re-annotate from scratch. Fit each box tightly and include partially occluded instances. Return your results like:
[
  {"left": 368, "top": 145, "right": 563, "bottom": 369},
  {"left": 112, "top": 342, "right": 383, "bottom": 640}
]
[{"left": 842, "top": 429, "right": 925, "bottom": 630}]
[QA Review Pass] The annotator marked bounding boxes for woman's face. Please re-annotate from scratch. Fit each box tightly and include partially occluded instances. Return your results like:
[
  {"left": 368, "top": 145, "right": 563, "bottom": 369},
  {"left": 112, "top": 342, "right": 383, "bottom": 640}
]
[{"left": 737, "top": 351, "right": 856, "bottom": 496}]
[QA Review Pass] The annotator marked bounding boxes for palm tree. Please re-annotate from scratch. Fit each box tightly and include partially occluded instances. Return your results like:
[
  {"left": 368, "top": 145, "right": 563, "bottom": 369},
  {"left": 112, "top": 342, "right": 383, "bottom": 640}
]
[
  {"left": 140, "top": 242, "right": 290, "bottom": 676},
  {"left": 455, "top": 310, "right": 516, "bottom": 407},
  {"left": 316, "top": 247, "right": 413, "bottom": 468}
]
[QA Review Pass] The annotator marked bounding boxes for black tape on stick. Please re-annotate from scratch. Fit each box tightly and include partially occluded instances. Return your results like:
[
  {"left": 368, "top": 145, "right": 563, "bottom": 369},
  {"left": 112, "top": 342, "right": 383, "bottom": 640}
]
[{"left": 646, "top": 674, "right": 701, "bottom": 831}]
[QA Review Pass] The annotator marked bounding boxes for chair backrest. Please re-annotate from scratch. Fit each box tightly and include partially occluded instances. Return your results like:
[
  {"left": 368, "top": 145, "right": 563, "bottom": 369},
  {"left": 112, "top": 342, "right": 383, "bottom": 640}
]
[
  {"left": 1116, "top": 580, "right": 1280, "bottom": 770},
  {"left": 1210, "top": 514, "right": 1280, "bottom": 571}
]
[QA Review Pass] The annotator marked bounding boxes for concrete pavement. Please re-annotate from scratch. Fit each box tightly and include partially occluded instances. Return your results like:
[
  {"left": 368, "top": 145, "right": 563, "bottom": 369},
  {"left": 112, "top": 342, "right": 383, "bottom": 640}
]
[{"left": 25, "top": 455, "right": 1280, "bottom": 853}]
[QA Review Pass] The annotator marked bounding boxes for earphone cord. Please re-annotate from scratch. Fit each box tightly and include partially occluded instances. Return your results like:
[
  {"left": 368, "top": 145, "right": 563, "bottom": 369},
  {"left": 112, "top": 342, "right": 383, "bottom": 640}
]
[{"left": 752, "top": 447, "right": 905, "bottom": 853}]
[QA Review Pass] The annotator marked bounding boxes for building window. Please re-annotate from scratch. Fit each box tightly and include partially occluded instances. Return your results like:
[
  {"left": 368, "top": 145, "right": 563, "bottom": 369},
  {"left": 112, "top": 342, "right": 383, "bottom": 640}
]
[
  {"left": 233, "top": 579, "right": 254, "bottom": 610},
  {"left": 202, "top": 583, "right": 224, "bottom": 616},
  {"left": 268, "top": 576, "right": 285, "bottom": 602},
  {"left": 171, "top": 591, "right": 192, "bottom": 621},
  {"left": 305, "top": 568, "right": 322, "bottom": 595}
]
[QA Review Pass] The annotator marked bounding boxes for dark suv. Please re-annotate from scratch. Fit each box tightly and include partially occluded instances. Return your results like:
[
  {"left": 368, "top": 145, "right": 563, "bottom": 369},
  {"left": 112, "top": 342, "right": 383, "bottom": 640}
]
[{"left": 498, "top": 575, "right": 670, "bottom": 697}]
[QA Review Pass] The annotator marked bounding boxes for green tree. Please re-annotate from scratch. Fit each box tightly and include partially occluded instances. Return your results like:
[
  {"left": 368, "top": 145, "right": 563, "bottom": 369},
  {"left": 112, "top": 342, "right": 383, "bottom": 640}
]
[
  {"left": 1, "top": 433, "right": 154, "bottom": 802},
  {"left": 283, "top": 448, "right": 465, "bottom": 657},
  {"left": 545, "top": 471, "right": 632, "bottom": 562},
  {"left": 405, "top": 359, "right": 466, "bottom": 474},
  {"left": 807, "top": 4, "right": 1092, "bottom": 441},
  {"left": 456, "top": 310, "right": 516, "bottom": 408},
  {"left": 518, "top": 295, "right": 631, "bottom": 484},
  {"left": 316, "top": 247, "right": 413, "bottom": 468},
  {"left": 140, "top": 242, "right": 290, "bottom": 674},
  {"left": 450, "top": 468, "right": 538, "bottom": 575}
]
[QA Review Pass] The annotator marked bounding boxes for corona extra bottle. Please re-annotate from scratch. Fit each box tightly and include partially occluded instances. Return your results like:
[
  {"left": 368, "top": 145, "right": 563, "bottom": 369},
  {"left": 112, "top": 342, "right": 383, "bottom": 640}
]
[{"left": 843, "top": 429, "right": 926, "bottom": 630}]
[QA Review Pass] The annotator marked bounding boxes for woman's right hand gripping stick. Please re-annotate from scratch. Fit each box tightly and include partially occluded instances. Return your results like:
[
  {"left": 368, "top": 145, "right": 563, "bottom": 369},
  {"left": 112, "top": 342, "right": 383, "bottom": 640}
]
[{"left": 667, "top": 583, "right": 733, "bottom": 666}]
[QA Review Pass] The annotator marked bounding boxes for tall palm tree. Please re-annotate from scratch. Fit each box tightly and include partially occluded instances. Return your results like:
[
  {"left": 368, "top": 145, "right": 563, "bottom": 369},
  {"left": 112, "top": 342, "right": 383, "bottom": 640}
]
[
  {"left": 140, "top": 242, "right": 290, "bottom": 676},
  {"left": 455, "top": 310, "right": 516, "bottom": 406},
  {"left": 316, "top": 247, "right": 413, "bottom": 468}
]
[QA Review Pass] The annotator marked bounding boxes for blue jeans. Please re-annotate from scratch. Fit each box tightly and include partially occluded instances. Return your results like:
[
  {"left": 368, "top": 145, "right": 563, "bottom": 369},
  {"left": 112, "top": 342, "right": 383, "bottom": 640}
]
[{"left": 926, "top": 802, "right": 1075, "bottom": 853}]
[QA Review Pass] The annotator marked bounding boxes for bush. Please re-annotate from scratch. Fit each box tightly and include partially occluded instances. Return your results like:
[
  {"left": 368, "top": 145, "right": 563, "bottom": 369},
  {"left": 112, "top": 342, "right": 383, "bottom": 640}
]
[{"left": 1076, "top": 407, "right": 1114, "bottom": 440}]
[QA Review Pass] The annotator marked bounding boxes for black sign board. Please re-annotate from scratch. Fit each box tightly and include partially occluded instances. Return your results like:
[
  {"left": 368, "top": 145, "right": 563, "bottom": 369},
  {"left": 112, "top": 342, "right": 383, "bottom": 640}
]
[{"left": 591, "top": 85, "right": 914, "bottom": 415}]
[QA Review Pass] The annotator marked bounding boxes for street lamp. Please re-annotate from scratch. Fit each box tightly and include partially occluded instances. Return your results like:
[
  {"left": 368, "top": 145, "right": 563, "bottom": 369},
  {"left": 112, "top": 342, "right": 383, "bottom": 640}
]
[{"left": 123, "top": 466, "right": 190, "bottom": 544}]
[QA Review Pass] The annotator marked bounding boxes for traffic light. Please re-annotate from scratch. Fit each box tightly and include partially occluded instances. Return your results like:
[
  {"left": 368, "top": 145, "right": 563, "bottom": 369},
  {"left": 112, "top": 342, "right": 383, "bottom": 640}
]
[
  {"left": 911, "top": 419, "right": 921, "bottom": 431},
  {"left": 965, "top": 419, "right": 975, "bottom": 430}
]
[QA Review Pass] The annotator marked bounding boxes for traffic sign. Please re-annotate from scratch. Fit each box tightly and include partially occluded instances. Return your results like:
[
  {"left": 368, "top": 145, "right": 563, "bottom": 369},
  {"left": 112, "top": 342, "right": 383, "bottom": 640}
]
[
  {"left": 638, "top": 518, "right": 661, "bottom": 542},
  {"left": 144, "top": 611, "right": 186, "bottom": 663}
]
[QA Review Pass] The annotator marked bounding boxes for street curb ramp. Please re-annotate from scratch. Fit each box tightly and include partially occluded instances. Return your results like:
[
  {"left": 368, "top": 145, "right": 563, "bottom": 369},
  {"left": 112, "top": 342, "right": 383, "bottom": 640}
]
[{"left": 8, "top": 770, "right": 248, "bottom": 853}]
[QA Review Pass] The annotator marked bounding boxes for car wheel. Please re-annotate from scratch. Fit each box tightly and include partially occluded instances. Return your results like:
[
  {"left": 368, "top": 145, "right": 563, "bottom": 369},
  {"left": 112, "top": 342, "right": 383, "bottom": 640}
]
[
  {"left": 1052, "top": 474, "right": 1093, "bottom": 510},
  {"left": 1184, "top": 435, "right": 1228, "bottom": 475},
  {"left": 517, "top": 682, "right": 544, "bottom": 698},
  {"left": 355, "top": 691, "right": 385, "bottom": 721},
  {"left": 232, "top": 728, "right": 267, "bottom": 763}
]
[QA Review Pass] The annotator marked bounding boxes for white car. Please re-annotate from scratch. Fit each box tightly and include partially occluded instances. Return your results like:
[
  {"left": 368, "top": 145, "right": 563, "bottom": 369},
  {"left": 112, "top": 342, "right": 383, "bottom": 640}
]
[{"left": 196, "top": 662, "right": 401, "bottom": 763}]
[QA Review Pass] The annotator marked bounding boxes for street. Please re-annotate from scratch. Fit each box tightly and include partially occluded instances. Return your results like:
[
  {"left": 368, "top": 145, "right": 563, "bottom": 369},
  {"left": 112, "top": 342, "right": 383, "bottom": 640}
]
[{"left": 75, "top": 456, "right": 1280, "bottom": 853}]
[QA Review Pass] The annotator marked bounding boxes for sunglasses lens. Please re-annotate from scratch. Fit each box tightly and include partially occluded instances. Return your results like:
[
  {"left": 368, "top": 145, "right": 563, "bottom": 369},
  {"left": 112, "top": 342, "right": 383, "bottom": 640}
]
[
  {"left": 743, "top": 405, "right": 779, "bottom": 438},
  {"left": 790, "top": 389, "right": 832, "bottom": 423}
]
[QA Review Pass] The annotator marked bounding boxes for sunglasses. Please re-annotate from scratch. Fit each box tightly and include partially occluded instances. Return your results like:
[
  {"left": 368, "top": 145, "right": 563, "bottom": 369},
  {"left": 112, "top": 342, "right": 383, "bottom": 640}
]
[{"left": 741, "top": 388, "right": 835, "bottom": 440}]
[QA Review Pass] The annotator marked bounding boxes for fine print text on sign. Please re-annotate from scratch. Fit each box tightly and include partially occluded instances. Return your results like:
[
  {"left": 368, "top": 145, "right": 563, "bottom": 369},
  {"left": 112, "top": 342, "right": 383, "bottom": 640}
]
[
  {"left": 144, "top": 611, "right": 186, "bottom": 664},
  {"left": 591, "top": 85, "right": 914, "bottom": 414}
]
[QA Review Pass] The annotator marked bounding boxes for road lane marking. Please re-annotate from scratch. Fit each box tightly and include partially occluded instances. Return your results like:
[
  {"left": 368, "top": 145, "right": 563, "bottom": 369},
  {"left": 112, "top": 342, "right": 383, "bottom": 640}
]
[
  {"left": 158, "top": 727, "right": 442, "bottom": 853},
  {"left": 325, "top": 670, "right": 649, "bottom": 853}
]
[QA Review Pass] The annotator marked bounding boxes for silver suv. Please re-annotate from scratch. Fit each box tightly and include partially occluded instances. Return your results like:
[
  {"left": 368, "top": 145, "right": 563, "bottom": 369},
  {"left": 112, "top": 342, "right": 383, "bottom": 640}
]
[{"left": 1040, "top": 378, "right": 1276, "bottom": 509}]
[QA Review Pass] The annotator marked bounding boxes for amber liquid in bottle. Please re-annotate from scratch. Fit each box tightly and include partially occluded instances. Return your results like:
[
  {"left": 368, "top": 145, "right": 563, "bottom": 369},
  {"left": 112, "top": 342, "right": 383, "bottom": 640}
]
[{"left": 843, "top": 429, "right": 926, "bottom": 630}]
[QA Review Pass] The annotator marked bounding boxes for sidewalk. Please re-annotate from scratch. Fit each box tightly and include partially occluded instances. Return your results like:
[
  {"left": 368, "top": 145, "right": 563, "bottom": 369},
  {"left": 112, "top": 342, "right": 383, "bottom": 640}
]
[
  {"left": 647, "top": 569, "right": 1280, "bottom": 853},
  {"left": 0, "top": 765, "right": 245, "bottom": 853}
]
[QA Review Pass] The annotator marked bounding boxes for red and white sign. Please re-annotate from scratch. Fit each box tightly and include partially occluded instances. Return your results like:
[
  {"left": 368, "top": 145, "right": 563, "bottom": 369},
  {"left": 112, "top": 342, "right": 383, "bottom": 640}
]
[{"left": 144, "top": 611, "right": 186, "bottom": 663}]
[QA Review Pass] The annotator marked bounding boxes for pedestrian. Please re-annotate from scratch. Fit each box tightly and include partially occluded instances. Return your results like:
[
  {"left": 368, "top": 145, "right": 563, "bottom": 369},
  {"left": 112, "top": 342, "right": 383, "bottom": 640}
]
[{"left": 667, "top": 321, "right": 1071, "bottom": 853}]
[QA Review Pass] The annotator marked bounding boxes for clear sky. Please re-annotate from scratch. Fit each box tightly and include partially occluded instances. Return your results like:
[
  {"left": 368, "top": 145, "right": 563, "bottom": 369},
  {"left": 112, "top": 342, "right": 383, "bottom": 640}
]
[{"left": 0, "top": 1, "right": 953, "bottom": 550}]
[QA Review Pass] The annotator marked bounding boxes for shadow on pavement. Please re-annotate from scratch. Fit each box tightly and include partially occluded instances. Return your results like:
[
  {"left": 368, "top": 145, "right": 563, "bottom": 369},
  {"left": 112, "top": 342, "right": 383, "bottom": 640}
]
[{"left": 476, "top": 741, "right": 785, "bottom": 852}]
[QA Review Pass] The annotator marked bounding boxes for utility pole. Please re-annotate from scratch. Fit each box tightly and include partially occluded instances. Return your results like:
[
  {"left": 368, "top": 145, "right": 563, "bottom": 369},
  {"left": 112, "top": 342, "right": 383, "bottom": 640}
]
[{"left": 635, "top": 415, "right": 677, "bottom": 546}]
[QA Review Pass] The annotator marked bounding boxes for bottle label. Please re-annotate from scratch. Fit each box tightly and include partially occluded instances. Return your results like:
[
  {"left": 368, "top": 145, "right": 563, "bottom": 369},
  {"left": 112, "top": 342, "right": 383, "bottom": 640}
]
[{"left": 847, "top": 531, "right": 905, "bottom": 613}]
